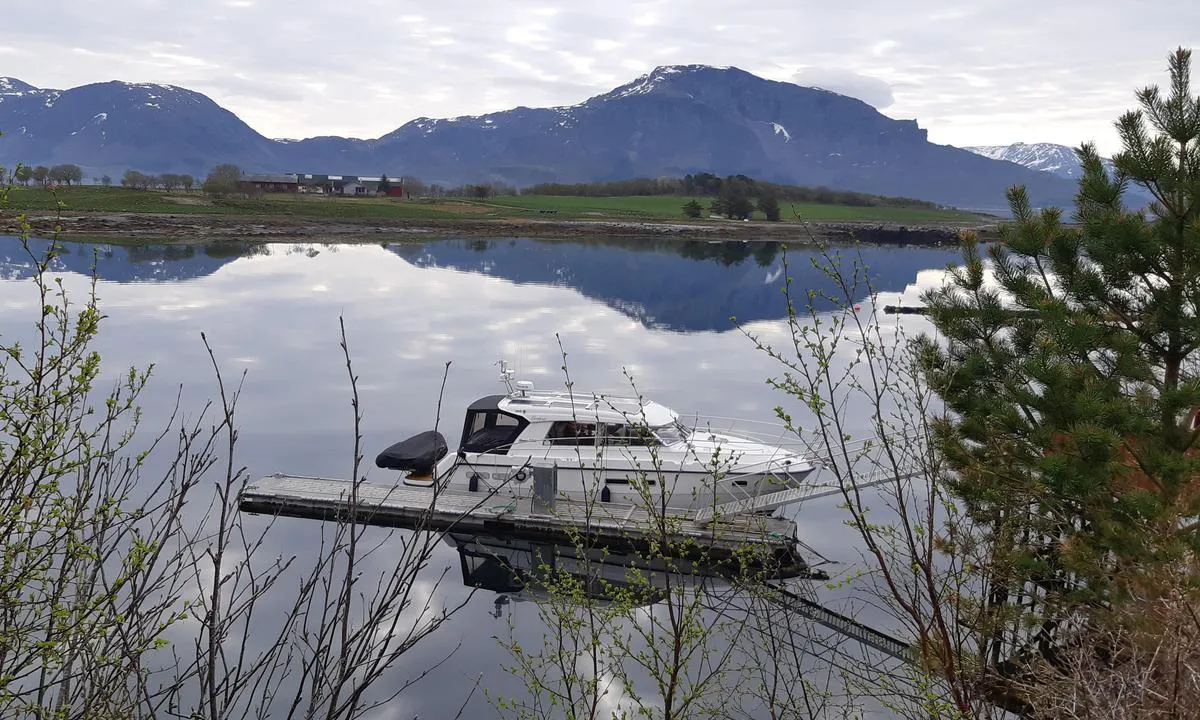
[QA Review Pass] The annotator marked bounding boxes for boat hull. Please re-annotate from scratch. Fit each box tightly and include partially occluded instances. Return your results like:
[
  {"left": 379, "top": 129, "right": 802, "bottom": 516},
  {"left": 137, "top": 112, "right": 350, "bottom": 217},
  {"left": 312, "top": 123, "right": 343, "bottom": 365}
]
[{"left": 430, "top": 453, "right": 813, "bottom": 512}]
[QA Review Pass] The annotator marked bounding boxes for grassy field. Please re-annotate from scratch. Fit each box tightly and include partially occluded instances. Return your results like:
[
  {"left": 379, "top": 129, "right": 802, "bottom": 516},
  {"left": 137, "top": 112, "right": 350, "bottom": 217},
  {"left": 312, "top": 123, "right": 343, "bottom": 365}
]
[
  {"left": 2, "top": 186, "right": 986, "bottom": 224},
  {"left": 485, "top": 194, "right": 985, "bottom": 223},
  {"left": 2, "top": 187, "right": 474, "bottom": 219}
]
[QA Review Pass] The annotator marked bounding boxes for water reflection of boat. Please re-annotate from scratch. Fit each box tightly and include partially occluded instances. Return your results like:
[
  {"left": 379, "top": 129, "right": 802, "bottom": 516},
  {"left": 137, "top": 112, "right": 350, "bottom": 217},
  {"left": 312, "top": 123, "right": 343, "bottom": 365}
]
[
  {"left": 448, "top": 530, "right": 813, "bottom": 607},
  {"left": 377, "top": 362, "right": 816, "bottom": 514}
]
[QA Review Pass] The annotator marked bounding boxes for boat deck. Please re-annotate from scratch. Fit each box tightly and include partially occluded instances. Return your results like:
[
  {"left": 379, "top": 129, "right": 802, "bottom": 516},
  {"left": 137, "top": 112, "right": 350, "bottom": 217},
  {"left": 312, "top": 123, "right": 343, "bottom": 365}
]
[{"left": 239, "top": 473, "right": 815, "bottom": 578}]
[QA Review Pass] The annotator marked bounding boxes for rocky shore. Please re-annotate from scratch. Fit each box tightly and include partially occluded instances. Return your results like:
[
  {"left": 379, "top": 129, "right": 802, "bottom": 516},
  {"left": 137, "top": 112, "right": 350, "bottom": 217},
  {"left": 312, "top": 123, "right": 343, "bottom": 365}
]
[{"left": 2, "top": 211, "right": 995, "bottom": 246}]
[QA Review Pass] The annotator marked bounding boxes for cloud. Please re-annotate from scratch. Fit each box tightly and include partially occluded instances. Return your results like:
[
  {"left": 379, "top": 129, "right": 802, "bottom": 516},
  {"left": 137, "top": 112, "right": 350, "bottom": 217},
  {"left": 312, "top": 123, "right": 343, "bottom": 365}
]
[
  {"left": 792, "top": 68, "right": 895, "bottom": 110},
  {"left": 207, "top": 74, "right": 305, "bottom": 103}
]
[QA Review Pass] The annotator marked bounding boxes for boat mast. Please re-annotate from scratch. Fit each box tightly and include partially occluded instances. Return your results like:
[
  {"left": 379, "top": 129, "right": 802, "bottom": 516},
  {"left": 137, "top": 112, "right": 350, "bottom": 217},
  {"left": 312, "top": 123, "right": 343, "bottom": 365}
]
[{"left": 498, "top": 359, "right": 516, "bottom": 395}]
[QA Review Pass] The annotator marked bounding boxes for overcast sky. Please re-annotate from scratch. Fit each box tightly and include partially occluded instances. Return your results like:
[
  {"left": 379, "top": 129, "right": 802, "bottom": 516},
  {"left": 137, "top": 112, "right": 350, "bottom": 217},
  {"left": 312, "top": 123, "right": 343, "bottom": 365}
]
[{"left": 2, "top": 0, "right": 1197, "bottom": 154}]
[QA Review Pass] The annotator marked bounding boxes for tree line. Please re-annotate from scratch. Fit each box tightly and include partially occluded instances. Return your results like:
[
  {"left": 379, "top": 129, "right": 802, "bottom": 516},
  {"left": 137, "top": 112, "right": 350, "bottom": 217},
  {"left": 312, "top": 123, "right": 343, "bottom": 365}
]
[
  {"left": 0, "top": 163, "right": 197, "bottom": 191},
  {"left": 120, "top": 165, "right": 236, "bottom": 195},
  {"left": 0, "top": 163, "right": 84, "bottom": 187},
  {"left": 682, "top": 174, "right": 782, "bottom": 220},
  {"left": 120, "top": 169, "right": 196, "bottom": 191},
  {"left": 523, "top": 172, "right": 943, "bottom": 209}
]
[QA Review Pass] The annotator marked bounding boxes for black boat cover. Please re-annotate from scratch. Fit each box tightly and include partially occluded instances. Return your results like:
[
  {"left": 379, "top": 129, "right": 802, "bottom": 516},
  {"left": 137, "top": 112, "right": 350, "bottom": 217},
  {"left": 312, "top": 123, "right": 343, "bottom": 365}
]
[{"left": 375, "top": 431, "right": 448, "bottom": 474}]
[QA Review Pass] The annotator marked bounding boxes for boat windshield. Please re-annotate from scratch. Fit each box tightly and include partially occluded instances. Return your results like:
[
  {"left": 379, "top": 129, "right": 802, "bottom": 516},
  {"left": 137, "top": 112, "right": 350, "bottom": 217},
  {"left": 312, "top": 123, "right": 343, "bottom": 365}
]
[{"left": 653, "top": 421, "right": 690, "bottom": 445}]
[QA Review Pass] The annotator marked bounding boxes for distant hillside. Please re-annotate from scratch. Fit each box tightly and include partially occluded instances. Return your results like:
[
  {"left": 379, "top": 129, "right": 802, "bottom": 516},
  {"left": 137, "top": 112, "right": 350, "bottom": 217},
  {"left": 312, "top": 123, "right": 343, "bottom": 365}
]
[
  {"left": 0, "top": 78, "right": 281, "bottom": 179},
  {"left": 0, "top": 67, "right": 1080, "bottom": 210}
]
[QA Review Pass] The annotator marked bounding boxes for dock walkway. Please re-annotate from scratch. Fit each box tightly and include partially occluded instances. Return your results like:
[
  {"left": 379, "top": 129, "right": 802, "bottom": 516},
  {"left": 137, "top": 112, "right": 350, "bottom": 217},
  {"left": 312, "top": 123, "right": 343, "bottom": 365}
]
[{"left": 239, "top": 473, "right": 813, "bottom": 577}]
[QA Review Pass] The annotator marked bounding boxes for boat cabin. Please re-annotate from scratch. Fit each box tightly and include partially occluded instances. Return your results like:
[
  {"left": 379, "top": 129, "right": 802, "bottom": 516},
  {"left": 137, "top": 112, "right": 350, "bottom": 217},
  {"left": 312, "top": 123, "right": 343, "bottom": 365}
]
[
  {"left": 460, "top": 395, "right": 528, "bottom": 454},
  {"left": 458, "top": 392, "right": 686, "bottom": 456}
]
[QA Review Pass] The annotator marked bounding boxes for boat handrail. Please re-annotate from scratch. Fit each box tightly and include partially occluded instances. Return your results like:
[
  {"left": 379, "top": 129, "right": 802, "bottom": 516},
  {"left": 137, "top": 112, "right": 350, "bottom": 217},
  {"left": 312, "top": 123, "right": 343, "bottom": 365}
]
[
  {"left": 677, "top": 415, "right": 808, "bottom": 451},
  {"left": 504, "top": 389, "right": 650, "bottom": 409}
]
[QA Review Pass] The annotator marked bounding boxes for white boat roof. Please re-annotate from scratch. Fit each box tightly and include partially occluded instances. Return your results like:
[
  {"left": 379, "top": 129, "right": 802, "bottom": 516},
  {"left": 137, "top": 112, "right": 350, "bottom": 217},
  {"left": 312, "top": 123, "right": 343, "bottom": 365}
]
[{"left": 497, "top": 390, "right": 678, "bottom": 427}]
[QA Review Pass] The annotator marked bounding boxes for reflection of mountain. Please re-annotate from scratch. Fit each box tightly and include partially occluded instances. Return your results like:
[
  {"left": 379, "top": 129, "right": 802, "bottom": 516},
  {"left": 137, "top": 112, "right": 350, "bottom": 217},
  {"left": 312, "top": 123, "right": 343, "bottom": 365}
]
[
  {"left": 390, "top": 238, "right": 959, "bottom": 332},
  {"left": 0, "top": 237, "right": 266, "bottom": 283},
  {"left": 0, "top": 236, "right": 958, "bottom": 333}
]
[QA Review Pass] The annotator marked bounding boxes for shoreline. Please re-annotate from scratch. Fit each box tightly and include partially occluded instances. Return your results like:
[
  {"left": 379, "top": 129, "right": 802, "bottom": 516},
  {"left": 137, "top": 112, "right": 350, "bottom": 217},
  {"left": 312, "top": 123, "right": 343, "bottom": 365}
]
[{"left": 2, "top": 211, "right": 997, "bottom": 246}]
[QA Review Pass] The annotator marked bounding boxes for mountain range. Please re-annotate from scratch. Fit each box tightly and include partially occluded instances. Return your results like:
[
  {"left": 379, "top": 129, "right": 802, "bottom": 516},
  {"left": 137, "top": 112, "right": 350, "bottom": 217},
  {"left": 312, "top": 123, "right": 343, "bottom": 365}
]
[{"left": 0, "top": 66, "right": 1086, "bottom": 211}]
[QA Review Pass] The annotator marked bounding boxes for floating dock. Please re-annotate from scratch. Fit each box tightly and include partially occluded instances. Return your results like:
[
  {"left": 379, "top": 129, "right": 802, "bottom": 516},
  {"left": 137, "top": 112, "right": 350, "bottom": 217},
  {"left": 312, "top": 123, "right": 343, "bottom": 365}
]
[{"left": 239, "top": 473, "right": 821, "bottom": 580}]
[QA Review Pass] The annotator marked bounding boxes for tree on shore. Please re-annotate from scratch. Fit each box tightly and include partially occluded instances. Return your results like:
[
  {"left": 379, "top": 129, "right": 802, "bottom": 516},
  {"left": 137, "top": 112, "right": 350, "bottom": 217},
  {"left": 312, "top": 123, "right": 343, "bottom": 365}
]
[
  {"left": 682, "top": 199, "right": 703, "bottom": 218},
  {"left": 0, "top": 209, "right": 483, "bottom": 717},
  {"left": 14, "top": 165, "right": 32, "bottom": 185},
  {"left": 746, "top": 46, "right": 1200, "bottom": 719},
  {"left": 32, "top": 165, "right": 49, "bottom": 186},
  {"left": 100, "top": 175, "right": 112, "bottom": 186},
  {"left": 202, "top": 163, "right": 243, "bottom": 197},
  {"left": 719, "top": 179, "right": 756, "bottom": 220},
  {"left": 757, "top": 194, "right": 781, "bottom": 221},
  {"left": 916, "top": 46, "right": 1200, "bottom": 714}
]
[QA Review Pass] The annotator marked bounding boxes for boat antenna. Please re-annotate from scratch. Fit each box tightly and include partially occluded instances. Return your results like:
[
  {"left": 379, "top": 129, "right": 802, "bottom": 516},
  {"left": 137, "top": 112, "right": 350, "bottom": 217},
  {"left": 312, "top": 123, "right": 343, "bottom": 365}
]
[{"left": 498, "top": 359, "right": 516, "bottom": 395}]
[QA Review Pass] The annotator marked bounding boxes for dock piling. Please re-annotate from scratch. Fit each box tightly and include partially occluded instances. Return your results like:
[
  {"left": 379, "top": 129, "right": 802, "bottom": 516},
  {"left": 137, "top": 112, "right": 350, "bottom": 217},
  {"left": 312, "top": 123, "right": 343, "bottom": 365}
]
[{"left": 531, "top": 464, "right": 557, "bottom": 516}]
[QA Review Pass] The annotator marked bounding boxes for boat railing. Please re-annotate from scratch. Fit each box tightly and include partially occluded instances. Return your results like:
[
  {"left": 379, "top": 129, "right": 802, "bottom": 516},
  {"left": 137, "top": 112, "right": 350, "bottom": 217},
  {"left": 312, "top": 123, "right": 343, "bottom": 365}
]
[
  {"left": 681, "top": 418, "right": 921, "bottom": 471},
  {"left": 677, "top": 414, "right": 810, "bottom": 451},
  {"left": 677, "top": 422, "right": 926, "bottom": 507},
  {"left": 506, "top": 387, "right": 644, "bottom": 403}
]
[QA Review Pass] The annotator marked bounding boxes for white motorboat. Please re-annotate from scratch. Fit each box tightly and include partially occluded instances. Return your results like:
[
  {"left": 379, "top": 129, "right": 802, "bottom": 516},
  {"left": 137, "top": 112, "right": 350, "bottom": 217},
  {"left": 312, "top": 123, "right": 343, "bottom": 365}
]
[{"left": 375, "top": 362, "right": 815, "bottom": 513}]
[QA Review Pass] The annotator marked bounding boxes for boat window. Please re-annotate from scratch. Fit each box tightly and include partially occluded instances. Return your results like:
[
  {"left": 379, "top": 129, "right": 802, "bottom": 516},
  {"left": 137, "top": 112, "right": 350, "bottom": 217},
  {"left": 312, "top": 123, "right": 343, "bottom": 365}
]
[
  {"left": 547, "top": 421, "right": 596, "bottom": 446},
  {"left": 653, "top": 422, "right": 689, "bottom": 445},
  {"left": 602, "top": 423, "right": 657, "bottom": 447},
  {"left": 461, "top": 410, "right": 528, "bottom": 455}
]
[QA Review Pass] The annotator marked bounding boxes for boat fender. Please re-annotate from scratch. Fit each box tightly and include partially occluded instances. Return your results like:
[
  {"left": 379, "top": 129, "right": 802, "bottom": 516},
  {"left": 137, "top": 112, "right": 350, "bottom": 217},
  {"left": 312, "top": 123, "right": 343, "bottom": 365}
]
[
  {"left": 601, "top": 486, "right": 611, "bottom": 503},
  {"left": 512, "top": 469, "right": 528, "bottom": 483},
  {"left": 468, "top": 474, "right": 480, "bottom": 492}
]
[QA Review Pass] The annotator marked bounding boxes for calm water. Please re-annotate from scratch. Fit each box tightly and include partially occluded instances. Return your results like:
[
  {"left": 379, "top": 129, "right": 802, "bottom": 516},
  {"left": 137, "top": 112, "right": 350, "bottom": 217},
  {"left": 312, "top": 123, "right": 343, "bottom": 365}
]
[{"left": 0, "top": 236, "right": 956, "bottom": 716}]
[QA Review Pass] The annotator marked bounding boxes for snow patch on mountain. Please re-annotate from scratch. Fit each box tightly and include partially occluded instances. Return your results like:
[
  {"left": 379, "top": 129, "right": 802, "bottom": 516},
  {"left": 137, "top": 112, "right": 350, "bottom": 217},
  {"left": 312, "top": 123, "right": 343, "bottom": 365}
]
[
  {"left": 772, "top": 122, "right": 791, "bottom": 142},
  {"left": 0, "top": 77, "right": 36, "bottom": 95},
  {"left": 612, "top": 72, "right": 671, "bottom": 99}
]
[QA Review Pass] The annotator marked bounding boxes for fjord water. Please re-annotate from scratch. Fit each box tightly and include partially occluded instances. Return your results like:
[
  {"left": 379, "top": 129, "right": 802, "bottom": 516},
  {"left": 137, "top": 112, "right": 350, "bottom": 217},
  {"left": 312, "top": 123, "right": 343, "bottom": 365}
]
[{"left": 0, "top": 236, "right": 958, "bottom": 714}]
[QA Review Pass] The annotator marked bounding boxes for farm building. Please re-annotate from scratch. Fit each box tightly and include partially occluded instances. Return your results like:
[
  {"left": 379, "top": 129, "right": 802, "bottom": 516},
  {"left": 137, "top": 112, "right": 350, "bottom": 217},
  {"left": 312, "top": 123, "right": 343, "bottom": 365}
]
[
  {"left": 244, "top": 174, "right": 299, "bottom": 193},
  {"left": 295, "top": 174, "right": 404, "bottom": 196}
]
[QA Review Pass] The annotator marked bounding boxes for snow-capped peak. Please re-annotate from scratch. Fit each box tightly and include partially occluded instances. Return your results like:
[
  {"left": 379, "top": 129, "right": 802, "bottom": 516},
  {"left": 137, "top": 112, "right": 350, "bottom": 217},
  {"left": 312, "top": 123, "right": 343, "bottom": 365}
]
[
  {"left": 601, "top": 64, "right": 731, "bottom": 100},
  {"left": 109, "top": 81, "right": 205, "bottom": 108},
  {"left": 965, "top": 142, "right": 1115, "bottom": 180}
]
